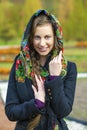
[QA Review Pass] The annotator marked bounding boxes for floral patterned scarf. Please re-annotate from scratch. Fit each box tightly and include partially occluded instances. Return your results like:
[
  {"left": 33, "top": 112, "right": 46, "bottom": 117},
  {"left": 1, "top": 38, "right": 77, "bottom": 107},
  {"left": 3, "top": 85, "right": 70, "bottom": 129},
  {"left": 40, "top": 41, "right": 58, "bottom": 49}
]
[{"left": 15, "top": 10, "right": 67, "bottom": 82}]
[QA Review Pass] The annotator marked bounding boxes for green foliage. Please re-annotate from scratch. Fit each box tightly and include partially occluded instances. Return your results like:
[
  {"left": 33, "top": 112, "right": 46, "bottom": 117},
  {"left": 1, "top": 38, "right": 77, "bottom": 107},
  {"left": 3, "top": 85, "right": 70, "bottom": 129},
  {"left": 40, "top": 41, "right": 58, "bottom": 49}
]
[
  {"left": 22, "top": 0, "right": 42, "bottom": 31},
  {"left": 42, "top": 0, "right": 58, "bottom": 15},
  {"left": 0, "top": 38, "right": 21, "bottom": 46},
  {"left": 63, "top": 0, "right": 87, "bottom": 41},
  {"left": 0, "top": 0, "right": 42, "bottom": 42},
  {"left": 0, "top": 1, "right": 21, "bottom": 41},
  {"left": 0, "top": 23, "right": 17, "bottom": 41},
  {"left": 0, "top": 0, "right": 87, "bottom": 42}
]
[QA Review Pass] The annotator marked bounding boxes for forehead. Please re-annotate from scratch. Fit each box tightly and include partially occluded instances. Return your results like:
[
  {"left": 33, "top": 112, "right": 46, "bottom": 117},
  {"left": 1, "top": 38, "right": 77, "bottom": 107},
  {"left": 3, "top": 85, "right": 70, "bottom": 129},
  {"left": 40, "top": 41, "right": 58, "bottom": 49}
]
[{"left": 34, "top": 24, "right": 54, "bottom": 35}]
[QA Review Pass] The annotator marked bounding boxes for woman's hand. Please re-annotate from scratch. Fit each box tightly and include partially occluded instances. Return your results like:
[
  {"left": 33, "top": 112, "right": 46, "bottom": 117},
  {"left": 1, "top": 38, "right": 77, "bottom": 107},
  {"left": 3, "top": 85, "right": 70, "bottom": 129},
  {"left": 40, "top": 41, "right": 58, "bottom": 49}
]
[
  {"left": 32, "top": 74, "right": 45, "bottom": 103},
  {"left": 49, "top": 51, "right": 62, "bottom": 76}
]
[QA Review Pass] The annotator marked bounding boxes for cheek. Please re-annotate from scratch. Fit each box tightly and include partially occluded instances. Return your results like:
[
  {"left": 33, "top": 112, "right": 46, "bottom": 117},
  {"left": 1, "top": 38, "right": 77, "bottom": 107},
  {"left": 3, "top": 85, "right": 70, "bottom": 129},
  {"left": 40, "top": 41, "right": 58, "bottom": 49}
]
[
  {"left": 33, "top": 40, "right": 38, "bottom": 47},
  {"left": 33, "top": 43, "right": 37, "bottom": 50},
  {"left": 51, "top": 44, "right": 54, "bottom": 50},
  {"left": 49, "top": 40, "right": 54, "bottom": 48}
]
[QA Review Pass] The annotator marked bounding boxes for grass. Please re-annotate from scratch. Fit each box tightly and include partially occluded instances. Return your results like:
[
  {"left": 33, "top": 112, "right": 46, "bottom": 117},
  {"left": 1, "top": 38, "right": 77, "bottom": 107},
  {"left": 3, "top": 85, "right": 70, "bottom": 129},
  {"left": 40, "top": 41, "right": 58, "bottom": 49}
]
[
  {"left": 0, "top": 63, "right": 12, "bottom": 80},
  {"left": 0, "top": 75, "right": 9, "bottom": 81},
  {"left": 0, "top": 38, "right": 21, "bottom": 46},
  {"left": 64, "top": 47, "right": 87, "bottom": 72},
  {"left": 0, "top": 63, "right": 12, "bottom": 68}
]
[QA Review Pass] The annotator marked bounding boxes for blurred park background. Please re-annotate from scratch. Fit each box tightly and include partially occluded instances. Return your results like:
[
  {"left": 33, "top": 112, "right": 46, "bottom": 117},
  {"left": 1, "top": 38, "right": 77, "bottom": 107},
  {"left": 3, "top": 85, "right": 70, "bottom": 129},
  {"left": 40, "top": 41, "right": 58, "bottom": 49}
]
[{"left": 0, "top": 0, "right": 87, "bottom": 130}]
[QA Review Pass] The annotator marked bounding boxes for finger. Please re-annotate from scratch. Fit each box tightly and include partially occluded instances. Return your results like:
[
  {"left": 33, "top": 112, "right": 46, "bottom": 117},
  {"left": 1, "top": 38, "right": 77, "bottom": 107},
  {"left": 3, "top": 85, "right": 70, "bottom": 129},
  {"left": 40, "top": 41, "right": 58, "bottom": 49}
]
[
  {"left": 39, "top": 75, "right": 43, "bottom": 83},
  {"left": 57, "top": 51, "right": 62, "bottom": 63},
  {"left": 32, "top": 85, "right": 37, "bottom": 94},
  {"left": 35, "top": 74, "right": 41, "bottom": 90},
  {"left": 50, "top": 57, "right": 56, "bottom": 63},
  {"left": 35, "top": 74, "right": 39, "bottom": 83}
]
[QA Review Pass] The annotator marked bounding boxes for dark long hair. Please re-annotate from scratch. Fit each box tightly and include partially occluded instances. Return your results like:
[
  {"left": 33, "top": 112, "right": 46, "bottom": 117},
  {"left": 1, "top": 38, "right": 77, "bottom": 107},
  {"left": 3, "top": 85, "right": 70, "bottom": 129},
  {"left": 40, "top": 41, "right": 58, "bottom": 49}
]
[
  {"left": 28, "top": 14, "right": 58, "bottom": 88},
  {"left": 27, "top": 14, "right": 59, "bottom": 130}
]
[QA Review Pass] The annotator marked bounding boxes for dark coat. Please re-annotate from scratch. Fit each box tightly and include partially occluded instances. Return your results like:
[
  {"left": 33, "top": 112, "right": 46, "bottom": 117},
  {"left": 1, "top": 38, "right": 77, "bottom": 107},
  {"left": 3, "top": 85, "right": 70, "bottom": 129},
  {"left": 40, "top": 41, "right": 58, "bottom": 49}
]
[{"left": 5, "top": 56, "right": 77, "bottom": 130}]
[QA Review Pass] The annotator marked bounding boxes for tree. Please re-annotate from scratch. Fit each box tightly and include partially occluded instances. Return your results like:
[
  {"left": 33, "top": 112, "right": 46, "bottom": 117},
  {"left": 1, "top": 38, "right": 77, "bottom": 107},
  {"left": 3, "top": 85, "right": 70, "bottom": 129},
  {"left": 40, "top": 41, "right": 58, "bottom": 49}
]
[
  {"left": 18, "top": 0, "right": 42, "bottom": 37},
  {"left": 0, "top": 1, "right": 17, "bottom": 41},
  {"left": 0, "top": 0, "right": 42, "bottom": 41},
  {"left": 58, "top": 0, "right": 73, "bottom": 22},
  {"left": 23, "top": 0, "right": 42, "bottom": 23},
  {"left": 64, "top": 0, "right": 87, "bottom": 41}
]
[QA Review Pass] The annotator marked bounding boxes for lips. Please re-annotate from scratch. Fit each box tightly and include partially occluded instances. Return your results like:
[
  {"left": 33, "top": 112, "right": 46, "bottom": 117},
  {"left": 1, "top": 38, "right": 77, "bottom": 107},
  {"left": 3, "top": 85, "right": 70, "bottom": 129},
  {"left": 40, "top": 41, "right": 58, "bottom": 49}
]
[{"left": 38, "top": 48, "right": 47, "bottom": 52}]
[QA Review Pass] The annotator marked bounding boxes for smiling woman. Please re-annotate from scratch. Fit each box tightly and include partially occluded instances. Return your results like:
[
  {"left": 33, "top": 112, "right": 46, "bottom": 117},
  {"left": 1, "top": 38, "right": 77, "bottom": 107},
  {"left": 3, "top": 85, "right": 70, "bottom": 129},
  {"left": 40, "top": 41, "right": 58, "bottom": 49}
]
[{"left": 5, "top": 10, "right": 77, "bottom": 130}]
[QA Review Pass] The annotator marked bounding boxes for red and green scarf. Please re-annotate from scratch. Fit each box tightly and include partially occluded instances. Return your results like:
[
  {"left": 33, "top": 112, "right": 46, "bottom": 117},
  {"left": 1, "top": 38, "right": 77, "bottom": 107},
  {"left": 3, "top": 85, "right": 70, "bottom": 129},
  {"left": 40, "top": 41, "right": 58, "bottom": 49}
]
[{"left": 15, "top": 10, "right": 67, "bottom": 82}]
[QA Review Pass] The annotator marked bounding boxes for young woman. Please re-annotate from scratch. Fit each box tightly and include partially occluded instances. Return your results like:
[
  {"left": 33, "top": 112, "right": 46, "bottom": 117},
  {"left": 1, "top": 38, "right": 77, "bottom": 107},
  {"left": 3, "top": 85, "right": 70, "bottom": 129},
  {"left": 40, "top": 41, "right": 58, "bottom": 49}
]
[{"left": 5, "top": 10, "right": 77, "bottom": 130}]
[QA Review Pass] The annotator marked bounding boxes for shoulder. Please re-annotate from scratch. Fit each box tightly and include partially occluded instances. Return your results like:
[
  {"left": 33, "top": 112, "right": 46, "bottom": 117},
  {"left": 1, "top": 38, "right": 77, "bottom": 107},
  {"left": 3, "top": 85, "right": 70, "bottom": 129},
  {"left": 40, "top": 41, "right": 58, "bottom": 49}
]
[
  {"left": 66, "top": 61, "right": 77, "bottom": 78},
  {"left": 9, "top": 54, "right": 20, "bottom": 75},
  {"left": 12, "top": 54, "right": 20, "bottom": 66},
  {"left": 15, "top": 54, "right": 20, "bottom": 61},
  {"left": 67, "top": 61, "right": 77, "bottom": 71}
]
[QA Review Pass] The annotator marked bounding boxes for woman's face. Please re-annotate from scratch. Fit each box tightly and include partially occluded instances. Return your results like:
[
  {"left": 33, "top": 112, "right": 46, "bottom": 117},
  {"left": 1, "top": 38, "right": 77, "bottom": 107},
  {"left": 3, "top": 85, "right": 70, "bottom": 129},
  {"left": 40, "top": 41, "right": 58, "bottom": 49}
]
[{"left": 33, "top": 24, "right": 54, "bottom": 57}]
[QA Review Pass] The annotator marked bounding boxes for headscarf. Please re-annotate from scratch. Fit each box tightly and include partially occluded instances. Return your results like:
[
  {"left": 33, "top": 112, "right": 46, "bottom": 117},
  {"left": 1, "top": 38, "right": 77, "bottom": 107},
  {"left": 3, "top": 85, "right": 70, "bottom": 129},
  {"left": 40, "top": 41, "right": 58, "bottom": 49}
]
[{"left": 15, "top": 10, "right": 67, "bottom": 82}]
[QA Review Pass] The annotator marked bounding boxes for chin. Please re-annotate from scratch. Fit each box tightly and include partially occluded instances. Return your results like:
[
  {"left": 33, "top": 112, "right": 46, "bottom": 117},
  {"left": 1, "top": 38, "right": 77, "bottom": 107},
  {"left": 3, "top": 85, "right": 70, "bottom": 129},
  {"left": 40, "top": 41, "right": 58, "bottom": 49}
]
[{"left": 38, "top": 52, "right": 49, "bottom": 56}]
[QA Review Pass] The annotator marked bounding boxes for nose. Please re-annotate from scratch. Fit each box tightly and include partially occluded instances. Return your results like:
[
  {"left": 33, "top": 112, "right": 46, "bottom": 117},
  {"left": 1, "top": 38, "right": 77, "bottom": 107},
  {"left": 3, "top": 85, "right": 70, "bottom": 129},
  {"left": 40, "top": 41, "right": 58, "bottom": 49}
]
[{"left": 40, "top": 38, "right": 45, "bottom": 46}]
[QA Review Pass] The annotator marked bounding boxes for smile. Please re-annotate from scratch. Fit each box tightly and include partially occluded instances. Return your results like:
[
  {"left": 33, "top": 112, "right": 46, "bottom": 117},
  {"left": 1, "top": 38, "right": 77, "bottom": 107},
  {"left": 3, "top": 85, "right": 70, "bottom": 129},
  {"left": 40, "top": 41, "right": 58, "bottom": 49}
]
[{"left": 38, "top": 48, "right": 48, "bottom": 52}]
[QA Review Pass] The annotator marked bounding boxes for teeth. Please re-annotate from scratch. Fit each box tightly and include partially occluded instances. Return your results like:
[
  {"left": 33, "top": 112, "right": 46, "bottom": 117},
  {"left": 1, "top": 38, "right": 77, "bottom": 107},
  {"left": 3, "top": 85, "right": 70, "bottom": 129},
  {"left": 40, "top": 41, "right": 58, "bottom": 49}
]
[
  {"left": 40, "top": 49, "right": 46, "bottom": 51},
  {"left": 39, "top": 48, "right": 47, "bottom": 51}
]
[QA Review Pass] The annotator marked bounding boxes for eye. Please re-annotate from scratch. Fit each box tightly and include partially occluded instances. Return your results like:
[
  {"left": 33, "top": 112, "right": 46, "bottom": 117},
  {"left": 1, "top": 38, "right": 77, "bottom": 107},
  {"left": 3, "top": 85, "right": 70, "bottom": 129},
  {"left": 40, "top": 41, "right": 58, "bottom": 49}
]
[
  {"left": 34, "top": 35, "right": 40, "bottom": 40},
  {"left": 45, "top": 35, "right": 51, "bottom": 40}
]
